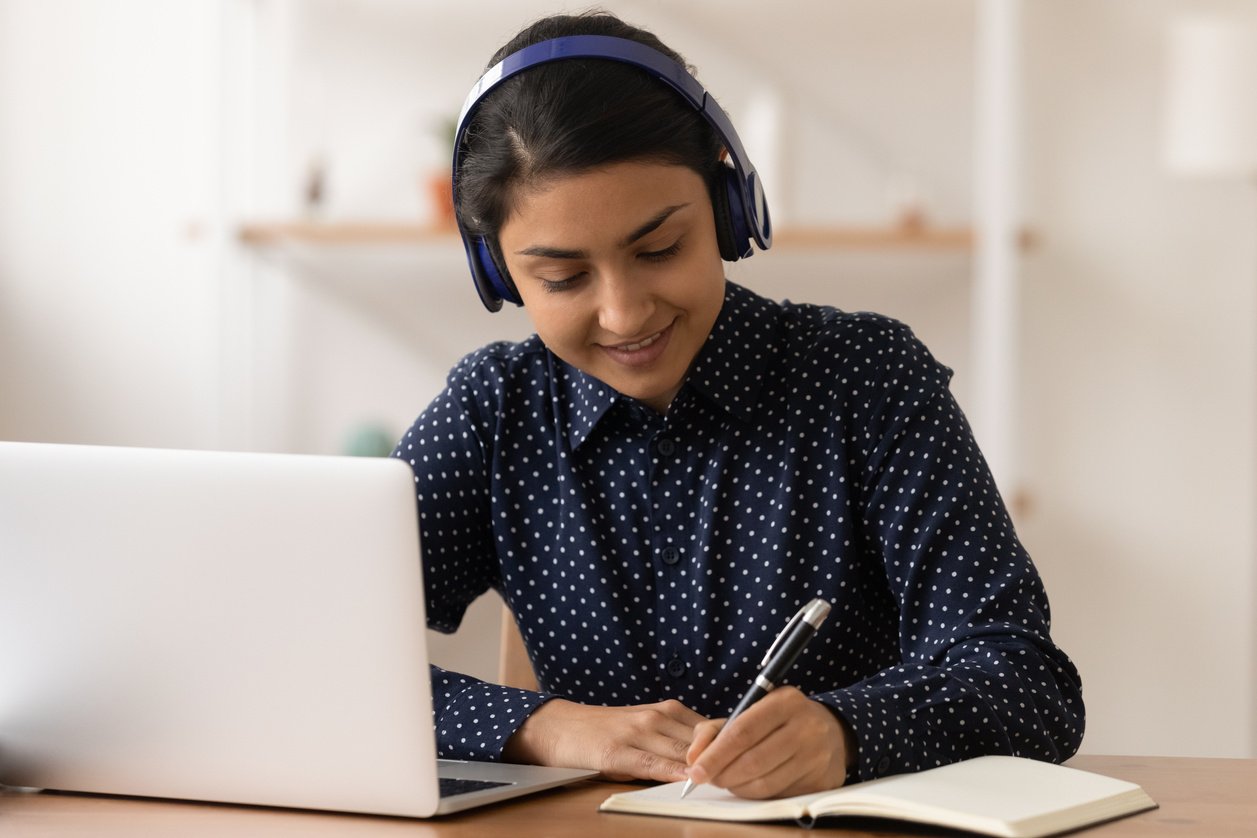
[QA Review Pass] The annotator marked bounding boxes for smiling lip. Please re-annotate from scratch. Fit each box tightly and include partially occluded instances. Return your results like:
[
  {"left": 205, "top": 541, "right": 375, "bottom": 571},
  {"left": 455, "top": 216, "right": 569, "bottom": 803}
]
[{"left": 599, "top": 322, "right": 674, "bottom": 368}]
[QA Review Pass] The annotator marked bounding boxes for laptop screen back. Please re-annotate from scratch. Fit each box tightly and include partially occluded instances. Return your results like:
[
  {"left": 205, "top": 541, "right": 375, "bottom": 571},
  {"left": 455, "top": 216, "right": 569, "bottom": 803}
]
[{"left": 0, "top": 442, "right": 443, "bottom": 816}]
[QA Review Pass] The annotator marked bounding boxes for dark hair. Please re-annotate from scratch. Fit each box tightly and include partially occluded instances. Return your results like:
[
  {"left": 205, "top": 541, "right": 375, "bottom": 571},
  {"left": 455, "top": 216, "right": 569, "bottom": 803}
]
[{"left": 455, "top": 11, "right": 723, "bottom": 249}]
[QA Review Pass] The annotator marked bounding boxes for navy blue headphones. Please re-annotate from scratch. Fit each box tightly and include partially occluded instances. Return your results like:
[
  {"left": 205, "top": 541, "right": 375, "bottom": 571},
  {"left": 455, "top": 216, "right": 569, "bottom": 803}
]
[{"left": 453, "top": 35, "right": 773, "bottom": 312}]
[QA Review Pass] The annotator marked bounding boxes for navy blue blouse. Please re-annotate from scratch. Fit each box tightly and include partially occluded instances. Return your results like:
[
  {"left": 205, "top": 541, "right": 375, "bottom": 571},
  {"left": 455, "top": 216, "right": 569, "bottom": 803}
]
[{"left": 393, "top": 281, "right": 1084, "bottom": 782}]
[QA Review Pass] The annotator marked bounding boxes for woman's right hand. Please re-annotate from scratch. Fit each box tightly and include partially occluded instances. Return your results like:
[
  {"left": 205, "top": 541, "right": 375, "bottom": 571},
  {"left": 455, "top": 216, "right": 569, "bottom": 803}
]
[{"left": 502, "top": 698, "right": 707, "bottom": 782}]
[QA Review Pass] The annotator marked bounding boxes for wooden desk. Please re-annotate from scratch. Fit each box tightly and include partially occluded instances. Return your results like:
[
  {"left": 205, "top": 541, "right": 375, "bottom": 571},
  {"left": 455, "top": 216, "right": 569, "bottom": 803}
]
[{"left": 1, "top": 755, "right": 1252, "bottom": 837}]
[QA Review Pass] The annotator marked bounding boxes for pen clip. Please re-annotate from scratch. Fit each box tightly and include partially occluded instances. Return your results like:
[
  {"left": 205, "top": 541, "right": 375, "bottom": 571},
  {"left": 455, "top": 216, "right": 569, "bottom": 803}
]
[{"left": 759, "top": 605, "right": 807, "bottom": 669}]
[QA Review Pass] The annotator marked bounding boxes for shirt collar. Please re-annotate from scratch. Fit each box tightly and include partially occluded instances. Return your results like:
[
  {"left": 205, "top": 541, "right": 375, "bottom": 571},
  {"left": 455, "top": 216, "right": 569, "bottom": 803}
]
[
  {"left": 685, "top": 281, "right": 780, "bottom": 425},
  {"left": 554, "top": 281, "right": 779, "bottom": 450},
  {"left": 554, "top": 359, "right": 621, "bottom": 452}
]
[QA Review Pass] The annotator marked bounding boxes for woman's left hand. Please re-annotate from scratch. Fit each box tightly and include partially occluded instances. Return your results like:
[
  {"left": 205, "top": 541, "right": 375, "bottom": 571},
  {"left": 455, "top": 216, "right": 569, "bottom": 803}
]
[{"left": 684, "top": 686, "right": 856, "bottom": 799}]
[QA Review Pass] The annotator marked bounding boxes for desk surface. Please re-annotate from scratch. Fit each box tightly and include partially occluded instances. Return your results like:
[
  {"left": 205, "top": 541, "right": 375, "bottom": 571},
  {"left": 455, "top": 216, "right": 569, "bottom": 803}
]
[{"left": 1, "top": 755, "right": 1253, "bottom": 837}]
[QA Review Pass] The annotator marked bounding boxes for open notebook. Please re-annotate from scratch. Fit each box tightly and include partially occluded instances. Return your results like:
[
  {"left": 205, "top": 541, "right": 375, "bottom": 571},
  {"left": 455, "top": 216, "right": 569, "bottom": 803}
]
[
  {"left": 600, "top": 755, "right": 1157, "bottom": 837},
  {"left": 0, "top": 441, "right": 595, "bottom": 817}
]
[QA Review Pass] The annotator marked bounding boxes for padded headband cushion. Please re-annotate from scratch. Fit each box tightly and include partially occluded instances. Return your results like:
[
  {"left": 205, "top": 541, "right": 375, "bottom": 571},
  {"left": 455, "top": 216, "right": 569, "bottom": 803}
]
[{"left": 454, "top": 34, "right": 771, "bottom": 311}]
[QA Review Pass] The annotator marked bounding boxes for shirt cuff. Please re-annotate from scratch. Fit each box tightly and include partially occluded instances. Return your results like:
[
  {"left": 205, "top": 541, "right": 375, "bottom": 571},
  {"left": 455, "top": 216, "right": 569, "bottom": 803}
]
[
  {"left": 436, "top": 678, "right": 557, "bottom": 762},
  {"left": 812, "top": 685, "right": 914, "bottom": 782}
]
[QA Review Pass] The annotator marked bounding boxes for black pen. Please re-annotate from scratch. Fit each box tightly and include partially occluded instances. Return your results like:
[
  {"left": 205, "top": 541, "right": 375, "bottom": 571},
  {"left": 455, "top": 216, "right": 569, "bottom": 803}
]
[{"left": 680, "top": 597, "right": 832, "bottom": 799}]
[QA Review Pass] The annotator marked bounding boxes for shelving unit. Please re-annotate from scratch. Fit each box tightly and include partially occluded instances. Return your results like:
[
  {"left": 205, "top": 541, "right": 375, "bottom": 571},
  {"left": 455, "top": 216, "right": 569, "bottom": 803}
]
[
  {"left": 239, "top": 222, "right": 457, "bottom": 246},
  {"left": 227, "top": 2, "right": 1028, "bottom": 498},
  {"left": 238, "top": 221, "right": 1031, "bottom": 251}
]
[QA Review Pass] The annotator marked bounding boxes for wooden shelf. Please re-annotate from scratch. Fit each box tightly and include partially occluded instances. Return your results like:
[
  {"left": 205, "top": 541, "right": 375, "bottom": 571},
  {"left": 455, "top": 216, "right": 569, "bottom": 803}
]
[
  {"left": 773, "top": 226, "right": 1037, "bottom": 250},
  {"left": 238, "top": 221, "right": 1032, "bottom": 251},
  {"left": 773, "top": 225, "right": 974, "bottom": 249},
  {"left": 238, "top": 221, "right": 457, "bottom": 246}
]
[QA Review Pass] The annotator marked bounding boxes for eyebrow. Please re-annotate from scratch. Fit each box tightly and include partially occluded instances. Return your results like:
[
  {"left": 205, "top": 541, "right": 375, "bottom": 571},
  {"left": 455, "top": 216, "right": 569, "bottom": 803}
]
[{"left": 514, "top": 203, "right": 690, "bottom": 259}]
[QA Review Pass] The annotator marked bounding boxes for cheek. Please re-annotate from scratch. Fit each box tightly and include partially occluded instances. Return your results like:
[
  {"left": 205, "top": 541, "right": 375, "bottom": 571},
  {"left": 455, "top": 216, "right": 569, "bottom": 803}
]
[
  {"left": 523, "top": 297, "right": 588, "bottom": 349},
  {"left": 679, "top": 233, "right": 725, "bottom": 295},
  {"left": 681, "top": 255, "right": 726, "bottom": 315}
]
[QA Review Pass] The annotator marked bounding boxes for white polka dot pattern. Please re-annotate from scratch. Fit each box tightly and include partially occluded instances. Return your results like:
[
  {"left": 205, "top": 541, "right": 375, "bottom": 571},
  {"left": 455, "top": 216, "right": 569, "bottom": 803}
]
[{"left": 394, "top": 281, "right": 1084, "bottom": 780}]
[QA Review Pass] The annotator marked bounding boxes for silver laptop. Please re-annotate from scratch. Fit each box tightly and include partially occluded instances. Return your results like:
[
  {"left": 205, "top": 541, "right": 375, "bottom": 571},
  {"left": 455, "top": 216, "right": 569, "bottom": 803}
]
[{"left": 0, "top": 441, "right": 595, "bottom": 816}]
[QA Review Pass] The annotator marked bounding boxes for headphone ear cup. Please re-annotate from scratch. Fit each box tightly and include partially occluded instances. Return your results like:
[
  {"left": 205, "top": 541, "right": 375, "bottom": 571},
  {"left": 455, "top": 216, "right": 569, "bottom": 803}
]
[
  {"left": 711, "top": 167, "right": 752, "bottom": 262},
  {"left": 710, "top": 171, "right": 737, "bottom": 262},
  {"left": 474, "top": 236, "right": 522, "bottom": 306}
]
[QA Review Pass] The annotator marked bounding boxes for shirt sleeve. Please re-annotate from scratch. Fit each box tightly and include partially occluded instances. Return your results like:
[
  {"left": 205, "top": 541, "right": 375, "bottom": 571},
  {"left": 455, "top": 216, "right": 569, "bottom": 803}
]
[
  {"left": 428, "top": 665, "right": 555, "bottom": 761},
  {"left": 810, "top": 322, "right": 1085, "bottom": 782},
  {"left": 393, "top": 352, "right": 556, "bottom": 761}
]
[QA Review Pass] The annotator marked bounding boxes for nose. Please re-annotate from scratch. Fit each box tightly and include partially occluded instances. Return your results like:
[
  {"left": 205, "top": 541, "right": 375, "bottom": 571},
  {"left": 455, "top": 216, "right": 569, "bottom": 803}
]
[{"left": 596, "top": 272, "right": 655, "bottom": 338}]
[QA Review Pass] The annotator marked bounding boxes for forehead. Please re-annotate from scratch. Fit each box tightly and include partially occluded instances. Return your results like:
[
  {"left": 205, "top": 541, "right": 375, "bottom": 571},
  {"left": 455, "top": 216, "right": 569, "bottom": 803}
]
[{"left": 501, "top": 162, "right": 707, "bottom": 244}]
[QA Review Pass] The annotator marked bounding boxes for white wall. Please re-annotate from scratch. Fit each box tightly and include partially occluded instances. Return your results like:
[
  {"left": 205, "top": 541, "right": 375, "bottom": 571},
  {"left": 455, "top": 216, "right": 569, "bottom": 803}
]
[
  {"left": 1019, "top": 0, "right": 1257, "bottom": 758},
  {"left": 1, "top": 0, "right": 1253, "bottom": 757},
  {"left": 0, "top": 0, "right": 224, "bottom": 450}
]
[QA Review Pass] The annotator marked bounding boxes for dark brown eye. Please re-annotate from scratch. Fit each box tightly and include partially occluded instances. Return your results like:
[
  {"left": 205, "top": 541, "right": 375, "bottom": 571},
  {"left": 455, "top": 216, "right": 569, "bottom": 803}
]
[{"left": 640, "top": 240, "right": 682, "bottom": 263}]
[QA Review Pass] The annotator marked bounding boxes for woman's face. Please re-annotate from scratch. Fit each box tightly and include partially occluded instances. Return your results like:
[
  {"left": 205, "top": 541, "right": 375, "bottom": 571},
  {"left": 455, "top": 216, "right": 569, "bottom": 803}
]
[{"left": 498, "top": 161, "right": 726, "bottom": 414}]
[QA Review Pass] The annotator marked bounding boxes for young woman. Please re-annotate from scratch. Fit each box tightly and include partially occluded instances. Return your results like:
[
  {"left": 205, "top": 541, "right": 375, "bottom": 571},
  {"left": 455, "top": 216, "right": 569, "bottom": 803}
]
[{"left": 394, "top": 11, "right": 1084, "bottom": 800}]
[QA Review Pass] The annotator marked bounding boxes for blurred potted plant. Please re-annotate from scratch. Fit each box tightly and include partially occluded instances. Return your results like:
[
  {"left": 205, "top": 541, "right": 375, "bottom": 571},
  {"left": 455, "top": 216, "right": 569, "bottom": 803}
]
[{"left": 425, "top": 115, "right": 457, "bottom": 229}]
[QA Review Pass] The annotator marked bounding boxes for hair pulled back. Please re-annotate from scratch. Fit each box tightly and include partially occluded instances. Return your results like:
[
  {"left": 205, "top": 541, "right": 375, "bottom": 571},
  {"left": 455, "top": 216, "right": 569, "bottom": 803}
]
[{"left": 455, "top": 11, "right": 723, "bottom": 249}]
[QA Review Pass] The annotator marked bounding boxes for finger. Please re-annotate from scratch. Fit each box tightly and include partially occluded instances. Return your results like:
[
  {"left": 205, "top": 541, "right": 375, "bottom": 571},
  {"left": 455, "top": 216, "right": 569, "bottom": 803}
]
[
  {"left": 709, "top": 727, "right": 802, "bottom": 795},
  {"left": 653, "top": 698, "right": 708, "bottom": 727},
  {"left": 689, "top": 698, "right": 791, "bottom": 785},
  {"left": 634, "top": 709, "right": 702, "bottom": 751},
  {"left": 725, "top": 747, "right": 819, "bottom": 800},
  {"left": 687, "top": 717, "right": 782, "bottom": 789},
  {"left": 686, "top": 718, "right": 725, "bottom": 764},
  {"left": 716, "top": 693, "right": 851, "bottom": 797},
  {"left": 726, "top": 726, "right": 848, "bottom": 800},
  {"left": 598, "top": 713, "right": 696, "bottom": 782},
  {"left": 605, "top": 746, "right": 689, "bottom": 784},
  {"left": 638, "top": 728, "right": 697, "bottom": 764}
]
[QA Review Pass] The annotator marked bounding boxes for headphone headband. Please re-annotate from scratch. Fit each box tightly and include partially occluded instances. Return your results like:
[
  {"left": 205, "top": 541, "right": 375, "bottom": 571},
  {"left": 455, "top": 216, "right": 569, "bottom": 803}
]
[{"left": 454, "top": 34, "right": 772, "bottom": 311}]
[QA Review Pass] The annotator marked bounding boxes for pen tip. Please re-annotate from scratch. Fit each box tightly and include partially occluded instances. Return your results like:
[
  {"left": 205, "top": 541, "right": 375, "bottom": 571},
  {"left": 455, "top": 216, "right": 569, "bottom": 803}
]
[{"left": 679, "top": 778, "right": 694, "bottom": 799}]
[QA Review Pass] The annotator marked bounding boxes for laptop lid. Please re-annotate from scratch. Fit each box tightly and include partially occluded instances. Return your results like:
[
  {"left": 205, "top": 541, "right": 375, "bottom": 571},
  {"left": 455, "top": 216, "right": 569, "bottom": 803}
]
[{"left": 0, "top": 441, "right": 591, "bottom": 817}]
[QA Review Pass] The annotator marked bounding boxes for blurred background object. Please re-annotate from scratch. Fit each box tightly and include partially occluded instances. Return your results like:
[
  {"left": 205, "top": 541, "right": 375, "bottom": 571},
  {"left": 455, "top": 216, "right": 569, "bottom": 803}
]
[
  {"left": 1, "top": 0, "right": 1254, "bottom": 762},
  {"left": 1163, "top": 15, "right": 1257, "bottom": 179},
  {"left": 343, "top": 421, "right": 396, "bottom": 457}
]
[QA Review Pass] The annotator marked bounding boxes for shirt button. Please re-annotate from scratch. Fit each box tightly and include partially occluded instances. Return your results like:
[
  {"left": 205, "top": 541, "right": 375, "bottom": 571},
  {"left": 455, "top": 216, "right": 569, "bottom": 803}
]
[
  {"left": 661, "top": 546, "right": 680, "bottom": 566},
  {"left": 665, "top": 658, "right": 687, "bottom": 677},
  {"left": 876, "top": 756, "right": 892, "bottom": 776},
  {"left": 656, "top": 438, "right": 676, "bottom": 457}
]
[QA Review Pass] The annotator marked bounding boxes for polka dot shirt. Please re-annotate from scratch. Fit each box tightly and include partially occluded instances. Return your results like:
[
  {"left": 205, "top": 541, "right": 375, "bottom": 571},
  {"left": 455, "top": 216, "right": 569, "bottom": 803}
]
[{"left": 394, "top": 281, "right": 1084, "bottom": 782}]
